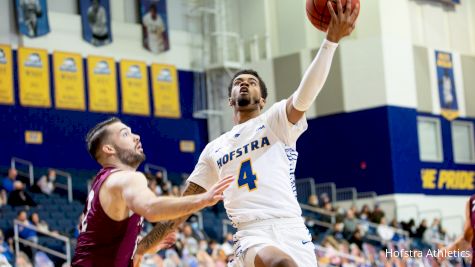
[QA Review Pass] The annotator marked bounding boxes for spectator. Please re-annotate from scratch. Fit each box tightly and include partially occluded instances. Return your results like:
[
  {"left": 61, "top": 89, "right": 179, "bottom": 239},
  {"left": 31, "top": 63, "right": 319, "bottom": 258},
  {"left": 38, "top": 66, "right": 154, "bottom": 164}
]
[
  {"left": 376, "top": 217, "right": 394, "bottom": 242},
  {"left": 348, "top": 228, "right": 364, "bottom": 249},
  {"left": 319, "top": 193, "right": 331, "bottom": 208},
  {"left": 358, "top": 204, "right": 371, "bottom": 220},
  {"left": 182, "top": 223, "right": 199, "bottom": 256},
  {"left": 401, "top": 218, "right": 416, "bottom": 237},
  {"left": 0, "top": 229, "right": 13, "bottom": 265},
  {"left": 308, "top": 194, "right": 319, "bottom": 208},
  {"left": 7, "top": 181, "right": 36, "bottom": 207},
  {"left": 171, "top": 185, "right": 180, "bottom": 197},
  {"left": 0, "top": 189, "right": 7, "bottom": 207},
  {"left": 414, "top": 219, "right": 427, "bottom": 239},
  {"left": 343, "top": 209, "right": 358, "bottom": 238},
  {"left": 30, "top": 212, "right": 49, "bottom": 232},
  {"left": 17, "top": 210, "right": 38, "bottom": 259},
  {"left": 326, "top": 222, "right": 346, "bottom": 242},
  {"left": 36, "top": 169, "right": 56, "bottom": 195},
  {"left": 370, "top": 204, "right": 385, "bottom": 224},
  {"left": 1, "top": 168, "right": 18, "bottom": 193},
  {"left": 145, "top": 173, "right": 161, "bottom": 196}
]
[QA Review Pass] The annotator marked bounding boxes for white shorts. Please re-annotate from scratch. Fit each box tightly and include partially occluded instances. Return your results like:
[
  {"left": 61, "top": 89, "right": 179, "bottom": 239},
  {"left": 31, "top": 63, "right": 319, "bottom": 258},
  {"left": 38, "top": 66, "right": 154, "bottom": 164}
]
[{"left": 229, "top": 217, "right": 318, "bottom": 267}]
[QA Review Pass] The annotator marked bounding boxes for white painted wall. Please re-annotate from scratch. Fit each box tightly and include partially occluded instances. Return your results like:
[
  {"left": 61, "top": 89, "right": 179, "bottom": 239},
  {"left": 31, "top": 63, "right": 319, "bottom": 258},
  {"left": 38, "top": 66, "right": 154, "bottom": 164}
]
[{"left": 408, "top": 0, "right": 475, "bottom": 54}]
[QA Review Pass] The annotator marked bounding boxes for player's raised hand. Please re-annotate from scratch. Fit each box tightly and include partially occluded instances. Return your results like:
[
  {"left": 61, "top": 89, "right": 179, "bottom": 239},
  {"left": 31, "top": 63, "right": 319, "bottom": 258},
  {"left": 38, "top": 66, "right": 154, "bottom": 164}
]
[
  {"left": 327, "top": 0, "right": 360, "bottom": 43},
  {"left": 201, "top": 176, "right": 234, "bottom": 206}
]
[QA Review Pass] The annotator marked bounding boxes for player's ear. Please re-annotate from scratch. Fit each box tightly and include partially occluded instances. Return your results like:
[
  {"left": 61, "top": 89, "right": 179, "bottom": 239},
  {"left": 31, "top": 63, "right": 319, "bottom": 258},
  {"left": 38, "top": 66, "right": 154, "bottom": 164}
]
[
  {"left": 259, "top": 98, "right": 266, "bottom": 109},
  {"left": 102, "top": 144, "right": 115, "bottom": 155},
  {"left": 229, "top": 97, "right": 235, "bottom": 107}
]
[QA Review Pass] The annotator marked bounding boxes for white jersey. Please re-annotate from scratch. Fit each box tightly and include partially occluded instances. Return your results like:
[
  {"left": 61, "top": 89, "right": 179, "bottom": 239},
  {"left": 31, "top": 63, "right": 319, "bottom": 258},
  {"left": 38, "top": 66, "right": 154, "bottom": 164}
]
[{"left": 188, "top": 100, "right": 307, "bottom": 226}]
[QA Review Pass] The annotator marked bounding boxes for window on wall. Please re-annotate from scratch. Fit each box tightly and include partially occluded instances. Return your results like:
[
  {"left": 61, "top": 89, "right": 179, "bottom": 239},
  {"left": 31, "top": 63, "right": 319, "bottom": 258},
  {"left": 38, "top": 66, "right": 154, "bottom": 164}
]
[
  {"left": 417, "top": 117, "right": 443, "bottom": 162},
  {"left": 451, "top": 121, "right": 475, "bottom": 164}
]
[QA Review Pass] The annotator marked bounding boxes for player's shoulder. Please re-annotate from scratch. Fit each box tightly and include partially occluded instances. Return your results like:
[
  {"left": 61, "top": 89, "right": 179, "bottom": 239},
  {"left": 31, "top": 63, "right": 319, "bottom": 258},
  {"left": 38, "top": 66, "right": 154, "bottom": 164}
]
[{"left": 107, "top": 170, "right": 146, "bottom": 188}]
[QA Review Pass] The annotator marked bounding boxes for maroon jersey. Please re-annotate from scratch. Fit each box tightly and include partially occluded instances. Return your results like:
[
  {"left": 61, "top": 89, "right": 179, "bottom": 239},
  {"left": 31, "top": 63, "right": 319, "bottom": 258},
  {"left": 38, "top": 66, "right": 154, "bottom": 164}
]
[
  {"left": 471, "top": 194, "right": 475, "bottom": 264},
  {"left": 72, "top": 168, "right": 143, "bottom": 267}
]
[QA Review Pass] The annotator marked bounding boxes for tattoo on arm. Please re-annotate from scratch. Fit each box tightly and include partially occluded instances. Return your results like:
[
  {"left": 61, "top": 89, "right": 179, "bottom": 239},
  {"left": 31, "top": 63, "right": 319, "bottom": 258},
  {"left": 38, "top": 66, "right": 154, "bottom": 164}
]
[{"left": 136, "top": 182, "right": 206, "bottom": 255}]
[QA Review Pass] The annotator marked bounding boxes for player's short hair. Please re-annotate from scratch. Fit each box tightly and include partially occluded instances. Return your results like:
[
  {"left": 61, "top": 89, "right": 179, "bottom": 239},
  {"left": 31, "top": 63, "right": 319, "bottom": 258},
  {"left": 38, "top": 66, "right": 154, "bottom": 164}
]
[
  {"left": 227, "top": 69, "right": 268, "bottom": 99},
  {"left": 86, "top": 117, "right": 121, "bottom": 161}
]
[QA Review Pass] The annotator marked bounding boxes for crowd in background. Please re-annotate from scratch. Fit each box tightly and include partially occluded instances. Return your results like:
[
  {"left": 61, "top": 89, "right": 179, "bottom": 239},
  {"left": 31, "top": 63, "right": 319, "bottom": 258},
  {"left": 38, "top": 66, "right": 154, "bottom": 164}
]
[{"left": 0, "top": 169, "right": 471, "bottom": 267}]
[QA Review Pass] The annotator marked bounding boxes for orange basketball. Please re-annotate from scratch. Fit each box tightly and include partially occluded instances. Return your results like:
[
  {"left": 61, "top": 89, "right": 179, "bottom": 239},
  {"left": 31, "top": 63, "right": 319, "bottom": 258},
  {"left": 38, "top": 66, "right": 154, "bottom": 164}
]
[{"left": 306, "top": 0, "right": 360, "bottom": 32}]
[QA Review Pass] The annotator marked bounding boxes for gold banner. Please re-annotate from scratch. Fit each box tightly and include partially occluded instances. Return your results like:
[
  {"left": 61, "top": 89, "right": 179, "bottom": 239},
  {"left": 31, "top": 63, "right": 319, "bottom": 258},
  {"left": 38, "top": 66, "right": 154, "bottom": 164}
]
[
  {"left": 53, "top": 51, "right": 85, "bottom": 110},
  {"left": 120, "top": 60, "right": 150, "bottom": 116},
  {"left": 18, "top": 47, "right": 51, "bottom": 107},
  {"left": 151, "top": 64, "right": 181, "bottom": 118},
  {"left": 87, "top": 55, "right": 117, "bottom": 113},
  {"left": 0, "top": 44, "right": 14, "bottom": 105}
]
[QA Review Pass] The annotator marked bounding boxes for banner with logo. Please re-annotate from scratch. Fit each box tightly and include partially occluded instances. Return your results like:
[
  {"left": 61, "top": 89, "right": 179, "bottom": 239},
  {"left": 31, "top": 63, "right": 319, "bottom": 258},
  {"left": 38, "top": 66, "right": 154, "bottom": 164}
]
[
  {"left": 15, "top": 0, "right": 50, "bottom": 37},
  {"left": 435, "top": 51, "right": 458, "bottom": 121},
  {"left": 18, "top": 47, "right": 51, "bottom": 107},
  {"left": 151, "top": 64, "right": 181, "bottom": 118},
  {"left": 80, "top": 0, "right": 112, "bottom": 46},
  {"left": 87, "top": 55, "right": 117, "bottom": 113},
  {"left": 0, "top": 45, "right": 14, "bottom": 105},
  {"left": 120, "top": 60, "right": 150, "bottom": 116},
  {"left": 53, "top": 51, "right": 85, "bottom": 110},
  {"left": 140, "top": 0, "right": 170, "bottom": 53}
]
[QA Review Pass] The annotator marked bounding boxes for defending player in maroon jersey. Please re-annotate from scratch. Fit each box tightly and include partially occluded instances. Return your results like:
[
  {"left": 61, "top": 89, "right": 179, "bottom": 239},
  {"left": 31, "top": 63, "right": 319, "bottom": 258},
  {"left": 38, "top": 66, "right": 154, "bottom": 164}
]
[{"left": 72, "top": 117, "right": 233, "bottom": 267}]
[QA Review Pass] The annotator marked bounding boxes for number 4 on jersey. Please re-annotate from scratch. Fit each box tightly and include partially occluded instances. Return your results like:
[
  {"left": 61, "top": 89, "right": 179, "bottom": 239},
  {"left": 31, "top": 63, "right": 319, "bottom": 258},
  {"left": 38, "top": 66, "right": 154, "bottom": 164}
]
[{"left": 238, "top": 159, "right": 258, "bottom": 191}]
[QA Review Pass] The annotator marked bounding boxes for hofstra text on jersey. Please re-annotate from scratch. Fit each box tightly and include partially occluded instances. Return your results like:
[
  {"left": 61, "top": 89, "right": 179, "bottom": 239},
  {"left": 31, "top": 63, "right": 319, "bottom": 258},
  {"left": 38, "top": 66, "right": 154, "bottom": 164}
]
[{"left": 217, "top": 137, "right": 270, "bottom": 169}]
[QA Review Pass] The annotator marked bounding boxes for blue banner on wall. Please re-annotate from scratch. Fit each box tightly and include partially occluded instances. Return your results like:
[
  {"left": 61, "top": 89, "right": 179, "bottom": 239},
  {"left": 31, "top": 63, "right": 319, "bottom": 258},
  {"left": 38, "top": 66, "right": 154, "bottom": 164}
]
[
  {"left": 15, "top": 0, "right": 50, "bottom": 37},
  {"left": 140, "top": 0, "right": 170, "bottom": 54},
  {"left": 435, "top": 51, "right": 459, "bottom": 121},
  {"left": 80, "top": 0, "right": 112, "bottom": 46}
]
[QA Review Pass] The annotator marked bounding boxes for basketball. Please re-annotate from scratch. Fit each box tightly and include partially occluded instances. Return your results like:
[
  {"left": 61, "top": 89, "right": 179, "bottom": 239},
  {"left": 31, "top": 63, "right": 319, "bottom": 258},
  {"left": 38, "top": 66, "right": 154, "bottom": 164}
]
[{"left": 306, "top": 0, "right": 360, "bottom": 32}]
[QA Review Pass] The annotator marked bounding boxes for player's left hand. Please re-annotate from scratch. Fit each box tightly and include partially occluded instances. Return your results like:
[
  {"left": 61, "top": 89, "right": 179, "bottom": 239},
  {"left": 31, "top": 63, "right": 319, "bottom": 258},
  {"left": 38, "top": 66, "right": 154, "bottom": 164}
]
[{"left": 326, "top": 0, "right": 360, "bottom": 43}]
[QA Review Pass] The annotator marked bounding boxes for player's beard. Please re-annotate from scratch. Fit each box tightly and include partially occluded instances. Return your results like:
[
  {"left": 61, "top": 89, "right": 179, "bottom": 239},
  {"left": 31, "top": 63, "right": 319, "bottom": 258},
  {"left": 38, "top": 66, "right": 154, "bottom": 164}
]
[
  {"left": 236, "top": 95, "right": 260, "bottom": 107},
  {"left": 114, "top": 145, "right": 146, "bottom": 168}
]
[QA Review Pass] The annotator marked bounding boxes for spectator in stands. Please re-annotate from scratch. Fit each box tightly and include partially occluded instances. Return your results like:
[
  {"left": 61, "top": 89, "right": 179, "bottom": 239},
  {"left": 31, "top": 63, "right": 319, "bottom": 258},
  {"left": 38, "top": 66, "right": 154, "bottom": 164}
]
[
  {"left": 7, "top": 181, "right": 36, "bottom": 207},
  {"left": 0, "top": 229, "right": 13, "bottom": 265},
  {"left": 347, "top": 228, "right": 364, "bottom": 249},
  {"left": 16, "top": 210, "right": 38, "bottom": 259},
  {"left": 171, "top": 185, "right": 180, "bottom": 197},
  {"left": 401, "top": 218, "right": 416, "bottom": 237},
  {"left": 358, "top": 204, "right": 371, "bottom": 221},
  {"left": 0, "top": 189, "right": 7, "bottom": 207},
  {"left": 370, "top": 203, "right": 385, "bottom": 224},
  {"left": 414, "top": 219, "right": 427, "bottom": 239},
  {"left": 30, "top": 213, "right": 49, "bottom": 233},
  {"left": 423, "top": 218, "right": 443, "bottom": 246},
  {"left": 376, "top": 217, "right": 394, "bottom": 242},
  {"left": 181, "top": 223, "right": 199, "bottom": 256},
  {"left": 319, "top": 193, "right": 331, "bottom": 208},
  {"left": 308, "top": 194, "right": 319, "bottom": 208},
  {"left": 145, "top": 173, "right": 161, "bottom": 196},
  {"left": 1, "top": 168, "right": 18, "bottom": 193},
  {"left": 326, "top": 222, "right": 346, "bottom": 242},
  {"left": 343, "top": 208, "right": 358, "bottom": 238},
  {"left": 36, "top": 169, "right": 56, "bottom": 195}
]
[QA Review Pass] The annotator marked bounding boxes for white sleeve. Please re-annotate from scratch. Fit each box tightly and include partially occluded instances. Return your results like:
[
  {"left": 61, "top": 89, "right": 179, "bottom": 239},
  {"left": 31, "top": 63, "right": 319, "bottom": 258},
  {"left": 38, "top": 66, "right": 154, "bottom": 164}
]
[
  {"left": 265, "top": 100, "right": 308, "bottom": 147},
  {"left": 292, "top": 39, "right": 338, "bottom": 111},
  {"left": 187, "top": 145, "right": 219, "bottom": 191}
]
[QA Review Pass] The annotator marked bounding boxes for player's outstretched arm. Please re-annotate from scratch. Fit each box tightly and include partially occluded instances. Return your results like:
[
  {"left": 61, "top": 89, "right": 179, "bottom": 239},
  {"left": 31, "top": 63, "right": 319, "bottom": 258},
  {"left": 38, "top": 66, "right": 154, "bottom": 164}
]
[
  {"left": 437, "top": 199, "right": 473, "bottom": 262},
  {"left": 286, "top": 0, "right": 359, "bottom": 124},
  {"left": 134, "top": 182, "right": 206, "bottom": 256},
  {"left": 122, "top": 173, "right": 232, "bottom": 222}
]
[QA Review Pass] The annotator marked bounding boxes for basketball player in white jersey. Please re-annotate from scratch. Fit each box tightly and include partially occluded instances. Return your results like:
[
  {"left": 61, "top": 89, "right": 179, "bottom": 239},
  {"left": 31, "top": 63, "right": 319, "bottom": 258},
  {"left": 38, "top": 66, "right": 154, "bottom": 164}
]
[{"left": 133, "top": 1, "right": 359, "bottom": 266}]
